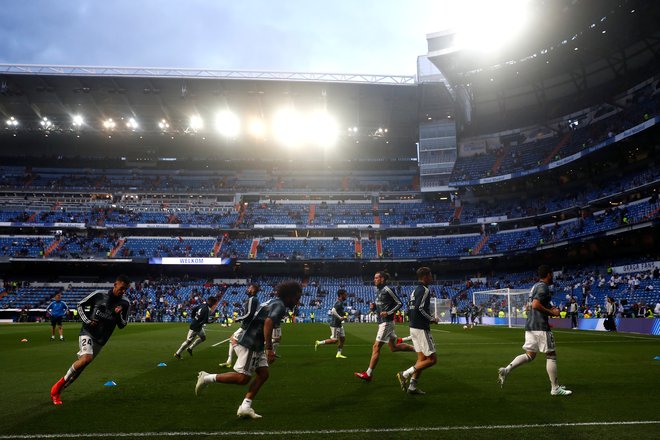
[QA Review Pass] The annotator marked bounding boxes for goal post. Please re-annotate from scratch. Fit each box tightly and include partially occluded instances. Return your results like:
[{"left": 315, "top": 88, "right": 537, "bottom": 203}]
[
  {"left": 430, "top": 297, "right": 453, "bottom": 324},
  {"left": 472, "top": 288, "right": 529, "bottom": 328}
]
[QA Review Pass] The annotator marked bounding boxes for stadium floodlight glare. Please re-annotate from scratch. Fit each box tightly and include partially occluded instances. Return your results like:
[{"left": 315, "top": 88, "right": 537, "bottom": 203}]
[
  {"left": 451, "top": 0, "right": 532, "bottom": 54},
  {"left": 40, "top": 117, "right": 52, "bottom": 129},
  {"left": 307, "top": 111, "right": 339, "bottom": 148},
  {"left": 103, "top": 118, "right": 116, "bottom": 129},
  {"left": 215, "top": 110, "right": 240, "bottom": 138},
  {"left": 158, "top": 119, "right": 169, "bottom": 130},
  {"left": 189, "top": 115, "right": 203, "bottom": 131},
  {"left": 126, "top": 117, "right": 139, "bottom": 130},
  {"left": 6, "top": 116, "right": 19, "bottom": 127},
  {"left": 248, "top": 118, "right": 266, "bottom": 138},
  {"left": 72, "top": 115, "right": 84, "bottom": 127},
  {"left": 272, "top": 107, "right": 303, "bottom": 148}
]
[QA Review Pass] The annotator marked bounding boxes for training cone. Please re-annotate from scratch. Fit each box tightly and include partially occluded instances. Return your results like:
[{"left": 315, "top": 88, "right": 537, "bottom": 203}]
[
  {"left": 157, "top": 362, "right": 167, "bottom": 367},
  {"left": 654, "top": 356, "right": 660, "bottom": 361},
  {"left": 104, "top": 381, "right": 117, "bottom": 386},
  {"left": 20, "top": 338, "right": 28, "bottom": 342}
]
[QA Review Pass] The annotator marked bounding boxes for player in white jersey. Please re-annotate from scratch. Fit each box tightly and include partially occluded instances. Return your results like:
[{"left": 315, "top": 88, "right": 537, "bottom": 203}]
[
  {"left": 315, "top": 289, "right": 348, "bottom": 358},
  {"left": 497, "top": 265, "right": 572, "bottom": 396},
  {"left": 220, "top": 283, "right": 260, "bottom": 368},
  {"left": 355, "top": 271, "right": 414, "bottom": 381}
]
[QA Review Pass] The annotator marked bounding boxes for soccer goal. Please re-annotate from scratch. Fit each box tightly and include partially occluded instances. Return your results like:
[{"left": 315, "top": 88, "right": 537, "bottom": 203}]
[
  {"left": 431, "top": 297, "right": 453, "bottom": 324},
  {"left": 472, "top": 288, "right": 529, "bottom": 328}
]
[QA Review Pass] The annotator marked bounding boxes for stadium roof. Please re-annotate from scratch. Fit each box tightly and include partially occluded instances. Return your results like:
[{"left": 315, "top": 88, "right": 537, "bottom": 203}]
[
  {"left": 427, "top": 0, "right": 660, "bottom": 130},
  {"left": 0, "top": 64, "right": 416, "bottom": 85},
  {"left": 0, "top": 67, "right": 445, "bottom": 161}
]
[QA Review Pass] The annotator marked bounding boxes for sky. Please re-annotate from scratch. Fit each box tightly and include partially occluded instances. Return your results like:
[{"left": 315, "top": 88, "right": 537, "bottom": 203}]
[{"left": 0, "top": 0, "right": 459, "bottom": 76}]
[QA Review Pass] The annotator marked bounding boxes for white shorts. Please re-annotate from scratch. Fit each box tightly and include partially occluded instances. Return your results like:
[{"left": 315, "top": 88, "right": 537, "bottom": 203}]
[
  {"left": 330, "top": 326, "right": 345, "bottom": 339},
  {"left": 231, "top": 327, "right": 245, "bottom": 343},
  {"left": 410, "top": 328, "right": 436, "bottom": 356},
  {"left": 375, "top": 321, "right": 398, "bottom": 343},
  {"left": 522, "top": 331, "right": 556, "bottom": 353},
  {"left": 186, "top": 328, "right": 206, "bottom": 343},
  {"left": 77, "top": 335, "right": 103, "bottom": 359},
  {"left": 233, "top": 344, "right": 268, "bottom": 376},
  {"left": 272, "top": 327, "right": 282, "bottom": 339}
]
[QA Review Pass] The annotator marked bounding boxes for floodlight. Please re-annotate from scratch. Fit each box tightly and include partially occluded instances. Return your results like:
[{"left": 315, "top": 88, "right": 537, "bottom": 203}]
[
  {"left": 6, "top": 116, "right": 18, "bottom": 126},
  {"left": 158, "top": 119, "right": 169, "bottom": 130},
  {"left": 215, "top": 110, "right": 240, "bottom": 138},
  {"left": 307, "top": 111, "right": 339, "bottom": 148},
  {"left": 126, "top": 117, "right": 139, "bottom": 130},
  {"left": 451, "top": 0, "right": 532, "bottom": 53},
  {"left": 103, "top": 118, "right": 116, "bottom": 129},
  {"left": 248, "top": 118, "right": 266, "bottom": 138},
  {"left": 189, "top": 115, "right": 203, "bottom": 131},
  {"left": 72, "top": 115, "right": 84, "bottom": 126},
  {"left": 40, "top": 117, "right": 52, "bottom": 128},
  {"left": 272, "top": 108, "right": 303, "bottom": 148}
]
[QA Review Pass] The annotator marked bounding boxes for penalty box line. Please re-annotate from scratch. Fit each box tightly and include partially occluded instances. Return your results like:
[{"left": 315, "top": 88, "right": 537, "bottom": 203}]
[{"left": 2, "top": 420, "right": 659, "bottom": 439}]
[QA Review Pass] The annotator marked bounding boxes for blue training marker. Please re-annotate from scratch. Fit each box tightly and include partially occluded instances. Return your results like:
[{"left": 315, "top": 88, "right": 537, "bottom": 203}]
[
  {"left": 157, "top": 362, "right": 167, "bottom": 367},
  {"left": 104, "top": 381, "right": 117, "bottom": 386},
  {"left": 654, "top": 356, "right": 660, "bottom": 361}
]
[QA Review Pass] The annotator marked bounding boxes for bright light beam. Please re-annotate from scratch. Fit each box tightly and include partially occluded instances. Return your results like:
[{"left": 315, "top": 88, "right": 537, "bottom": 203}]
[
  {"left": 215, "top": 110, "right": 241, "bottom": 138},
  {"left": 307, "top": 111, "right": 339, "bottom": 148},
  {"left": 272, "top": 108, "right": 303, "bottom": 148},
  {"left": 450, "top": 0, "right": 532, "bottom": 54}
]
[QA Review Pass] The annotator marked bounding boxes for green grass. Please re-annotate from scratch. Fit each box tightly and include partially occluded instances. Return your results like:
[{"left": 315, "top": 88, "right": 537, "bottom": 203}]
[{"left": 1, "top": 322, "right": 659, "bottom": 439}]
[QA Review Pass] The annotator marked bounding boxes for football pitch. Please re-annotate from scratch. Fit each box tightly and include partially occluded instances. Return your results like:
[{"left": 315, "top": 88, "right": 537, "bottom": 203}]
[{"left": 1, "top": 322, "right": 659, "bottom": 440}]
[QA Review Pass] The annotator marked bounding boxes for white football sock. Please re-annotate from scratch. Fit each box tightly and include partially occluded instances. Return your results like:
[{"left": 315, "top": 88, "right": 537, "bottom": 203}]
[
  {"left": 366, "top": 368, "right": 373, "bottom": 376},
  {"left": 203, "top": 373, "right": 217, "bottom": 384},
  {"left": 506, "top": 353, "right": 532, "bottom": 373},
  {"left": 189, "top": 337, "right": 204, "bottom": 350},
  {"left": 546, "top": 358, "right": 558, "bottom": 389},
  {"left": 241, "top": 398, "right": 252, "bottom": 408},
  {"left": 403, "top": 366, "right": 416, "bottom": 379},
  {"left": 175, "top": 340, "right": 190, "bottom": 356}
]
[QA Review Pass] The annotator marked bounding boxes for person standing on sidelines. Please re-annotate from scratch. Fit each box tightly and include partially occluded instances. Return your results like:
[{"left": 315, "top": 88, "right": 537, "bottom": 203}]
[
  {"left": 315, "top": 289, "right": 348, "bottom": 358},
  {"left": 46, "top": 292, "right": 69, "bottom": 341},
  {"left": 174, "top": 296, "right": 219, "bottom": 359},
  {"left": 569, "top": 297, "right": 578, "bottom": 329},
  {"left": 354, "top": 271, "right": 415, "bottom": 381},
  {"left": 605, "top": 296, "right": 617, "bottom": 332},
  {"left": 497, "top": 265, "right": 572, "bottom": 396},
  {"left": 195, "top": 281, "right": 302, "bottom": 419},
  {"left": 220, "top": 283, "right": 260, "bottom": 368},
  {"left": 397, "top": 267, "right": 437, "bottom": 395},
  {"left": 49, "top": 275, "right": 131, "bottom": 405}
]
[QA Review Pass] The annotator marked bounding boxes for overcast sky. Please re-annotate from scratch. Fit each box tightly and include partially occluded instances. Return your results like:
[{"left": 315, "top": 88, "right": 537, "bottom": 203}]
[{"left": 0, "top": 0, "right": 457, "bottom": 76}]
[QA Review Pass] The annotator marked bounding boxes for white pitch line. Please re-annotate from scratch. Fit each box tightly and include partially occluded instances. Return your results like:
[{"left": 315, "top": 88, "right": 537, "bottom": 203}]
[
  {"left": 282, "top": 339, "right": 657, "bottom": 348},
  {"left": 552, "top": 329, "right": 659, "bottom": 340},
  {"left": 211, "top": 337, "right": 231, "bottom": 347},
  {"left": 1, "top": 420, "right": 658, "bottom": 439}
]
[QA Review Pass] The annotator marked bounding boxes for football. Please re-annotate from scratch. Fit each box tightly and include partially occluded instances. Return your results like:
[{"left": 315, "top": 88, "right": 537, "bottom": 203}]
[{"left": 463, "top": 325, "right": 468, "bottom": 329}]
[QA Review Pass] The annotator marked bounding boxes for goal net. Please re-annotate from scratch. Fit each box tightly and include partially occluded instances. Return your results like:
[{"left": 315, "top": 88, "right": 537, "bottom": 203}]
[
  {"left": 472, "top": 288, "right": 529, "bottom": 328},
  {"left": 431, "top": 298, "right": 453, "bottom": 324}
]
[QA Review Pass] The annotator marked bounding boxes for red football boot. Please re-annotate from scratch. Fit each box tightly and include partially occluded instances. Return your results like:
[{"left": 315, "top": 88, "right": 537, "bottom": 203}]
[{"left": 354, "top": 371, "right": 372, "bottom": 382}]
